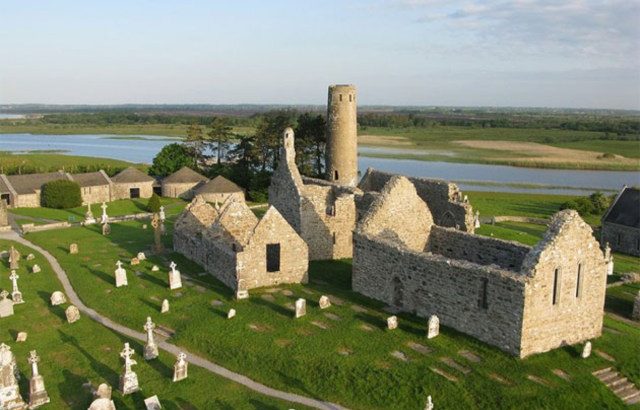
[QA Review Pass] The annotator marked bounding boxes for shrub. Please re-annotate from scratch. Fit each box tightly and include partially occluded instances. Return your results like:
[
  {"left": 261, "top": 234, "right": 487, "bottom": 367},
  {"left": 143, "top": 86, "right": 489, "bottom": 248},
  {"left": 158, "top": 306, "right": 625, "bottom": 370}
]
[
  {"left": 147, "top": 193, "right": 161, "bottom": 213},
  {"left": 41, "top": 180, "right": 82, "bottom": 209}
]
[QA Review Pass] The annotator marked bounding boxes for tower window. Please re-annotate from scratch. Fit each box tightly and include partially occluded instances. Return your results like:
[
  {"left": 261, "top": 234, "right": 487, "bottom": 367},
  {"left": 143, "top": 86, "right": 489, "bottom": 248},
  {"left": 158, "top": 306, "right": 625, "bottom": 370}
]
[
  {"left": 349, "top": 94, "right": 352, "bottom": 102},
  {"left": 552, "top": 268, "right": 561, "bottom": 305},
  {"left": 334, "top": 170, "right": 339, "bottom": 181},
  {"left": 339, "top": 94, "right": 343, "bottom": 102}
]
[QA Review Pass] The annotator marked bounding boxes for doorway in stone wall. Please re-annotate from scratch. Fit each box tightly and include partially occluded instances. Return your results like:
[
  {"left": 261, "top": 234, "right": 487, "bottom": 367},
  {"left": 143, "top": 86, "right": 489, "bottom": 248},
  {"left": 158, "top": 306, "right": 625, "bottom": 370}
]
[
  {"left": 266, "top": 243, "right": 281, "bottom": 273},
  {"left": 130, "top": 187, "right": 140, "bottom": 198},
  {"left": 392, "top": 276, "right": 404, "bottom": 307}
]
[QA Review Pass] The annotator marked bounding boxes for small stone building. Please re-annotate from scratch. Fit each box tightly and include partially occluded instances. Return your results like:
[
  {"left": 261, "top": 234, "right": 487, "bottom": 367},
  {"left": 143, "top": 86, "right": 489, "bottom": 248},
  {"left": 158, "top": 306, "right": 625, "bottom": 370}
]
[
  {"left": 353, "top": 176, "right": 607, "bottom": 358},
  {"left": 111, "top": 167, "right": 155, "bottom": 200},
  {"left": 193, "top": 175, "right": 245, "bottom": 204},
  {"left": 174, "top": 196, "right": 308, "bottom": 292},
  {"left": 69, "top": 171, "right": 113, "bottom": 204},
  {"left": 161, "top": 166, "right": 208, "bottom": 199},
  {"left": 601, "top": 186, "right": 640, "bottom": 256},
  {"left": 1, "top": 171, "right": 69, "bottom": 208}
]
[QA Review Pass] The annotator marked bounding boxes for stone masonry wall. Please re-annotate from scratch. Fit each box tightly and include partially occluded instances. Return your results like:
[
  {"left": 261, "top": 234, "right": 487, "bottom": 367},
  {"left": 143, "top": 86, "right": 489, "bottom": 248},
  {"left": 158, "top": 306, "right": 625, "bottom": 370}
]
[
  {"left": 14, "top": 192, "right": 40, "bottom": 208},
  {"left": 200, "top": 191, "right": 245, "bottom": 205},
  {"left": 0, "top": 200, "right": 7, "bottom": 226},
  {"left": 353, "top": 233, "right": 526, "bottom": 356},
  {"left": 80, "top": 184, "right": 111, "bottom": 205},
  {"left": 162, "top": 182, "right": 199, "bottom": 199},
  {"left": 112, "top": 182, "right": 154, "bottom": 200},
  {"left": 428, "top": 226, "right": 531, "bottom": 271},
  {"left": 601, "top": 222, "right": 640, "bottom": 257},
  {"left": 519, "top": 211, "right": 608, "bottom": 357}
]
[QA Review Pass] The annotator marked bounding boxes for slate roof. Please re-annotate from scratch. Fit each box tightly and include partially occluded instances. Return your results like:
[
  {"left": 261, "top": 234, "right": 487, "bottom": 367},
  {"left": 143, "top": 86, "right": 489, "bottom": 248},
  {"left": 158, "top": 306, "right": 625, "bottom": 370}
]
[
  {"left": 195, "top": 175, "right": 243, "bottom": 194},
  {"left": 5, "top": 172, "right": 69, "bottom": 195},
  {"left": 70, "top": 171, "right": 111, "bottom": 187},
  {"left": 0, "top": 177, "right": 10, "bottom": 194},
  {"left": 111, "top": 167, "right": 154, "bottom": 183},
  {"left": 163, "top": 167, "right": 208, "bottom": 184},
  {"left": 603, "top": 187, "right": 640, "bottom": 229}
]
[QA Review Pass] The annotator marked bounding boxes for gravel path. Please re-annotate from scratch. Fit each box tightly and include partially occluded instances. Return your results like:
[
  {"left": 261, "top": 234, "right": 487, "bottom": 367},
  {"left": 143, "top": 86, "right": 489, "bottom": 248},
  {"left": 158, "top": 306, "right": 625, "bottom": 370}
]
[{"left": 1, "top": 231, "right": 347, "bottom": 410}]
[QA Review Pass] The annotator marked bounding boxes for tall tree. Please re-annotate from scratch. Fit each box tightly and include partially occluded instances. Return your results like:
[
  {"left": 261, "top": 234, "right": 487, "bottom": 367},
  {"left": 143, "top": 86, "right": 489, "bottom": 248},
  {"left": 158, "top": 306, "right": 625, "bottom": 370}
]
[
  {"left": 253, "top": 110, "right": 296, "bottom": 171},
  {"left": 295, "top": 113, "right": 326, "bottom": 177},
  {"left": 148, "top": 143, "right": 196, "bottom": 177},
  {"left": 184, "top": 123, "right": 205, "bottom": 166},
  {"left": 207, "top": 117, "right": 234, "bottom": 164}
]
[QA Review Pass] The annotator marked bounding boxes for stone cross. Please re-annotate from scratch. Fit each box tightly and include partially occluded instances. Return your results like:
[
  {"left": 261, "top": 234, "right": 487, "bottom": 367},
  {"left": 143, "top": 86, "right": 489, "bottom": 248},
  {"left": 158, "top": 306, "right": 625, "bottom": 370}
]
[
  {"left": 151, "top": 213, "right": 164, "bottom": 254},
  {"left": 427, "top": 315, "right": 440, "bottom": 339},
  {"left": 474, "top": 210, "right": 481, "bottom": 229},
  {"left": 143, "top": 317, "right": 159, "bottom": 360},
  {"left": 425, "top": 395, "right": 433, "bottom": 410},
  {"left": 9, "top": 245, "right": 20, "bottom": 269},
  {"left": 120, "top": 343, "right": 137, "bottom": 374},
  {"left": 28, "top": 350, "right": 40, "bottom": 376},
  {"left": 101, "top": 202, "right": 109, "bottom": 224},
  {"left": 119, "top": 342, "right": 140, "bottom": 395},
  {"left": 170, "top": 261, "right": 177, "bottom": 273},
  {"left": 9, "top": 270, "right": 24, "bottom": 304},
  {"left": 144, "top": 317, "right": 156, "bottom": 345},
  {"left": 116, "top": 260, "right": 123, "bottom": 270},
  {"left": 159, "top": 206, "right": 166, "bottom": 222},
  {"left": 168, "top": 261, "right": 182, "bottom": 290},
  {"left": 85, "top": 203, "right": 96, "bottom": 224},
  {"left": 173, "top": 352, "right": 188, "bottom": 382}
]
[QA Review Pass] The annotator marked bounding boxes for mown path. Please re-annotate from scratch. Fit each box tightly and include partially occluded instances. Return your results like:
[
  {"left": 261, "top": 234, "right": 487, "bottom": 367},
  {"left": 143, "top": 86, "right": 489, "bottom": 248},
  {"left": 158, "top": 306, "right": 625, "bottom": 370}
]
[{"left": 0, "top": 230, "right": 347, "bottom": 410}]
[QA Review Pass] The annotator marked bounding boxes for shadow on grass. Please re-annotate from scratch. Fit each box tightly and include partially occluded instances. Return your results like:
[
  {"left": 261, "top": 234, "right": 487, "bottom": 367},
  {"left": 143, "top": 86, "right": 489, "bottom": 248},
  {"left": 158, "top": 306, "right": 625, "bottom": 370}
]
[
  {"left": 87, "top": 267, "right": 115, "bottom": 287},
  {"left": 58, "top": 330, "right": 120, "bottom": 385},
  {"left": 138, "top": 296, "right": 160, "bottom": 312},
  {"left": 355, "top": 312, "right": 386, "bottom": 331},
  {"left": 58, "top": 369, "right": 91, "bottom": 409},
  {"left": 251, "top": 297, "right": 292, "bottom": 318},
  {"left": 248, "top": 399, "right": 281, "bottom": 410}
]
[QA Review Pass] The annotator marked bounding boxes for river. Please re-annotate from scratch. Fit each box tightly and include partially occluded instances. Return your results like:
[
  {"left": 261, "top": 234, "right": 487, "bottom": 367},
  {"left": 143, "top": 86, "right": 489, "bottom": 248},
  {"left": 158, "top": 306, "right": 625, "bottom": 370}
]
[{"left": 0, "top": 133, "right": 637, "bottom": 195}]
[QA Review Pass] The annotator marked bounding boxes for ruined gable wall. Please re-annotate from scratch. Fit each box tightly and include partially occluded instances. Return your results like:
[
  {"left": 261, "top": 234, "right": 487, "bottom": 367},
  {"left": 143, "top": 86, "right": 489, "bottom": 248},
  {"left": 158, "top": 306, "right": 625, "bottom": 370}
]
[
  {"left": 237, "top": 208, "right": 308, "bottom": 289},
  {"left": 519, "top": 210, "right": 607, "bottom": 357},
  {"left": 601, "top": 222, "right": 640, "bottom": 256},
  {"left": 268, "top": 163, "right": 303, "bottom": 233},
  {"left": 353, "top": 233, "right": 526, "bottom": 356},
  {"left": 200, "top": 233, "right": 239, "bottom": 290},
  {"left": 358, "top": 169, "right": 474, "bottom": 232},
  {"left": 428, "top": 227, "right": 531, "bottom": 271}
]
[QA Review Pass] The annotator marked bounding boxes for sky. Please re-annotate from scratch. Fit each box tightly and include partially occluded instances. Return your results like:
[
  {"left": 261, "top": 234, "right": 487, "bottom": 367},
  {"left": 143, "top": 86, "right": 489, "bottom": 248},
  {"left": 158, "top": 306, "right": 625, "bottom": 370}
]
[{"left": 1, "top": 0, "right": 639, "bottom": 109}]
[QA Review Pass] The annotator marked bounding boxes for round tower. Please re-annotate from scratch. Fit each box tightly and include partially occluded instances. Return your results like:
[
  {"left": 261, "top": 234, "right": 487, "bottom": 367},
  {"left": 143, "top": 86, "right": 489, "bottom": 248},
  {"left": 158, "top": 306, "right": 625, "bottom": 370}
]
[{"left": 326, "top": 84, "right": 358, "bottom": 186}]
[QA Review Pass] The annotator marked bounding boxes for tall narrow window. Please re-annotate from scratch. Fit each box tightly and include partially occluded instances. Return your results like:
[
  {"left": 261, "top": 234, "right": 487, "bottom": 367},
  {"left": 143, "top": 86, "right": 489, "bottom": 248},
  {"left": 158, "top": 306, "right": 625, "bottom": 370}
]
[
  {"left": 552, "top": 268, "right": 561, "bottom": 305},
  {"left": 332, "top": 232, "right": 336, "bottom": 245},
  {"left": 266, "top": 243, "right": 281, "bottom": 273},
  {"left": 575, "top": 264, "right": 583, "bottom": 298},
  {"left": 478, "top": 278, "right": 489, "bottom": 309},
  {"left": 339, "top": 94, "right": 343, "bottom": 102},
  {"left": 617, "top": 233, "right": 622, "bottom": 245},
  {"left": 349, "top": 94, "right": 352, "bottom": 102},
  {"left": 334, "top": 170, "right": 339, "bottom": 181}
]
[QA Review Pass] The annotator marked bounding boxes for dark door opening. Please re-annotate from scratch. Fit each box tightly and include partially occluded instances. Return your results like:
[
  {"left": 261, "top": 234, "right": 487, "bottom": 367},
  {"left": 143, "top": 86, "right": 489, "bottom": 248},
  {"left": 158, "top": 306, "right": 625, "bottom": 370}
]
[
  {"left": 130, "top": 188, "right": 140, "bottom": 199},
  {"left": 266, "top": 243, "right": 281, "bottom": 272},
  {"left": 153, "top": 186, "right": 162, "bottom": 196},
  {"left": 392, "top": 276, "right": 403, "bottom": 307},
  {"left": 0, "top": 193, "right": 10, "bottom": 206}
]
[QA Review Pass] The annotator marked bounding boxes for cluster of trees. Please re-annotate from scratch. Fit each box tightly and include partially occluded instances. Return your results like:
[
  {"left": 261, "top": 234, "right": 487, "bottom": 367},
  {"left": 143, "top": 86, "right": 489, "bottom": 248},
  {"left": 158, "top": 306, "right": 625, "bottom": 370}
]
[
  {"left": 560, "top": 192, "right": 614, "bottom": 217},
  {"left": 0, "top": 162, "right": 127, "bottom": 177},
  {"left": 150, "top": 111, "right": 327, "bottom": 201}
]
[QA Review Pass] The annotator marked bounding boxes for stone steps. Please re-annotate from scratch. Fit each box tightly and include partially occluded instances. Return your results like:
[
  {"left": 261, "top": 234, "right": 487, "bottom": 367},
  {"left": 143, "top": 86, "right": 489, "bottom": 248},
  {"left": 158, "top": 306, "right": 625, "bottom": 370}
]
[{"left": 593, "top": 368, "right": 640, "bottom": 405}]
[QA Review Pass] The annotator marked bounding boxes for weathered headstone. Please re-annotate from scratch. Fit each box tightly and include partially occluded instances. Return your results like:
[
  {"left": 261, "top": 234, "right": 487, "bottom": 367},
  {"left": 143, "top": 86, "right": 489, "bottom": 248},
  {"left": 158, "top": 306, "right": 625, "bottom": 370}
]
[
  {"left": 9, "top": 271, "right": 24, "bottom": 304},
  {"left": 143, "top": 317, "right": 159, "bottom": 360},
  {"left": 604, "top": 243, "right": 614, "bottom": 276},
  {"left": 28, "top": 350, "right": 51, "bottom": 408},
  {"left": 142, "top": 224, "right": 148, "bottom": 230},
  {"left": 319, "top": 295, "right": 331, "bottom": 309},
  {"left": 172, "top": 352, "right": 188, "bottom": 382},
  {"left": 236, "top": 289, "right": 249, "bottom": 300},
  {"left": 50, "top": 291, "right": 66, "bottom": 306},
  {"left": 65, "top": 305, "right": 80, "bottom": 323},
  {"left": 427, "top": 315, "right": 439, "bottom": 339},
  {"left": 0, "top": 343, "right": 28, "bottom": 409},
  {"left": 115, "top": 261, "right": 128, "bottom": 287},
  {"left": 581, "top": 341, "right": 592, "bottom": 358},
  {"left": 159, "top": 206, "right": 166, "bottom": 222},
  {"left": 9, "top": 246, "right": 20, "bottom": 269},
  {"left": 152, "top": 265, "right": 160, "bottom": 272},
  {"left": 137, "top": 252, "right": 146, "bottom": 261},
  {"left": 633, "top": 291, "right": 640, "bottom": 321},
  {"left": 295, "top": 298, "right": 306, "bottom": 318},
  {"left": 474, "top": 210, "right": 481, "bottom": 229},
  {"left": 69, "top": 243, "right": 78, "bottom": 255},
  {"left": 130, "top": 257, "right": 140, "bottom": 266},
  {"left": 88, "top": 383, "right": 116, "bottom": 410},
  {"left": 144, "top": 395, "right": 162, "bottom": 410},
  {"left": 31, "top": 264, "right": 41, "bottom": 273},
  {"left": 387, "top": 315, "right": 398, "bottom": 330},
  {"left": 102, "top": 222, "right": 111, "bottom": 236},
  {"left": 85, "top": 203, "right": 96, "bottom": 225},
  {"left": 26, "top": 253, "right": 35, "bottom": 261},
  {"left": 227, "top": 309, "right": 236, "bottom": 319},
  {"left": 16, "top": 332, "right": 27, "bottom": 342},
  {"left": 161, "top": 299, "right": 169, "bottom": 313},
  {"left": 0, "top": 291, "right": 15, "bottom": 318},
  {"left": 168, "top": 261, "right": 182, "bottom": 290},
  {"left": 425, "top": 395, "right": 434, "bottom": 410},
  {"left": 119, "top": 343, "right": 140, "bottom": 394}
]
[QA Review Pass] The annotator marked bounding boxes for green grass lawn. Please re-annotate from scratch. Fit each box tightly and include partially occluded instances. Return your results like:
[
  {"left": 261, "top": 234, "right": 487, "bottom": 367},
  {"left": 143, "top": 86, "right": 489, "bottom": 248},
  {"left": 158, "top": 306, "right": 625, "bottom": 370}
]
[
  {"left": 10, "top": 198, "right": 187, "bottom": 226},
  {"left": 0, "top": 239, "right": 306, "bottom": 409},
  {"left": 25, "top": 219, "right": 640, "bottom": 410},
  {"left": 552, "top": 140, "right": 640, "bottom": 158},
  {"left": 606, "top": 282, "right": 640, "bottom": 319},
  {"left": 0, "top": 153, "right": 137, "bottom": 175}
]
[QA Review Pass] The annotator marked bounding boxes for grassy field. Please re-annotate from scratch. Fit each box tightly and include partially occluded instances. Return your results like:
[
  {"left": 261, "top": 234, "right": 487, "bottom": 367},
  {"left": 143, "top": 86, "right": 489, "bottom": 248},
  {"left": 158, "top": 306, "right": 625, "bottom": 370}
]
[
  {"left": 0, "top": 153, "right": 137, "bottom": 175},
  {"left": 10, "top": 197, "right": 187, "bottom": 226},
  {"left": 0, "top": 239, "right": 307, "bottom": 409},
  {"left": 25, "top": 217, "right": 640, "bottom": 410}
]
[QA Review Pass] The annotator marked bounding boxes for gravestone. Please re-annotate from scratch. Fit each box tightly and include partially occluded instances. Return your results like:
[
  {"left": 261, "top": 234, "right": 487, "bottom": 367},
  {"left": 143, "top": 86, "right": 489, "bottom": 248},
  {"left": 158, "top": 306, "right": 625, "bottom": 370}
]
[
  {"left": 319, "top": 295, "right": 331, "bottom": 309},
  {"left": 100, "top": 202, "right": 109, "bottom": 224},
  {"left": 161, "top": 299, "right": 169, "bottom": 313},
  {"left": 9, "top": 246, "right": 20, "bottom": 269},
  {"left": 143, "top": 317, "right": 159, "bottom": 360},
  {"left": 65, "top": 305, "right": 80, "bottom": 323},
  {"left": 387, "top": 315, "right": 398, "bottom": 330},
  {"left": 604, "top": 243, "right": 614, "bottom": 276},
  {"left": 130, "top": 257, "right": 140, "bottom": 266},
  {"left": 88, "top": 383, "right": 116, "bottom": 410},
  {"left": 172, "top": 352, "right": 188, "bottom": 382},
  {"left": 69, "top": 243, "right": 78, "bottom": 255},
  {"left": 227, "top": 309, "right": 236, "bottom": 319},
  {"left": 142, "top": 224, "right": 148, "bottom": 230},
  {"left": 295, "top": 298, "right": 306, "bottom": 318},
  {"left": 16, "top": 332, "right": 27, "bottom": 342},
  {"left": 102, "top": 222, "right": 111, "bottom": 236},
  {"left": 32, "top": 264, "right": 41, "bottom": 273},
  {"left": 159, "top": 206, "right": 166, "bottom": 222},
  {"left": 28, "top": 350, "right": 51, "bottom": 408},
  {"left": 0, "top": 343, "right": 28, "bottom": 409},
  {"left": 50, "top": 291, "right": 66, "bottom": 306},
  {"left": 0, "top": 291, "right": 14, "bottom": 318},
  {"left": 115, "top": 261, "right": 128, "bottom": 287},
  {"left": 85, "top": 203, "right": 96, "bottom": 225},
  {"left": 137, "top": 252, "right": 146, "bottom": 261},
  {"left": 474, "top": 210, "right": 481, "bottom": 229},
  {"left": 633, "top": 291, "right": 640, "bottom": 321},
  {"left": 151, "top": 213, "right": 164, "bottom": 254},
  {"left": 581, "top": 341, "right": 592, "bottom": 358},
  {"left": 425, "top": 395, "right": 434, "bottom": 410},
  {"left": 427, "top": 315, "right": 439, "bottom": 339},
  {"left": 168, "top": 261, "right": 182, "bottom": 290},
  {"left": 144, "top": 395, "right": 162, "bottom": 410},
  {"left": 9, "top": 271, "right": 24, "bottom": 304},
  {"left": 151, "top": 265, "right": 160, "bottom": 272},
  {"left": 119, "top": 343, "right": 140, "bottom": 394},
  {"left": 236, "top": 290, "right": 249, "bottom": 300},
  {"left": 26, "top": 253, "right": 35, "bottom": 261}
]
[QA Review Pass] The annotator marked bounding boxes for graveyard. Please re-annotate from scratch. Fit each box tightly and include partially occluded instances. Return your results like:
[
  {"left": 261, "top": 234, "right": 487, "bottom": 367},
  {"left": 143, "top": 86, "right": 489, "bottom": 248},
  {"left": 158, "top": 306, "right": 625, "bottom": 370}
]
[{"left": 9, "top": 213, "right": 637, "bottom": 409}]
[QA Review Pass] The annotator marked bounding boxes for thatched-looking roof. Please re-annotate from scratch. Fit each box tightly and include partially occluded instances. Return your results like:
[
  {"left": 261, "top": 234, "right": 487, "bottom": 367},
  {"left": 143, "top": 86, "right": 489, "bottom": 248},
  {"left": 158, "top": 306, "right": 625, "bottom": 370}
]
[
  {"left": 70, "top": 171, "right": 111, "bottom": 187},
  {"left": 163, "top": 167, "right": 208, "bottom": 184},
  {"left": 5, "top": 172, "right": 69, "bottom": 195},
  {"left": 111, "top": 167, "right": 154, "bottom": 183},
  {"left": 195, "top": 175, "right": 243, "bottom": 194}
]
